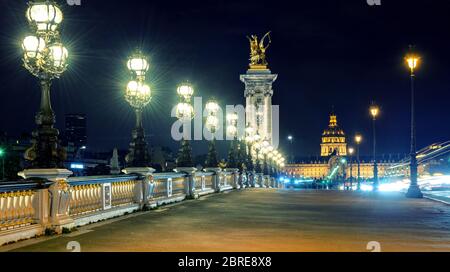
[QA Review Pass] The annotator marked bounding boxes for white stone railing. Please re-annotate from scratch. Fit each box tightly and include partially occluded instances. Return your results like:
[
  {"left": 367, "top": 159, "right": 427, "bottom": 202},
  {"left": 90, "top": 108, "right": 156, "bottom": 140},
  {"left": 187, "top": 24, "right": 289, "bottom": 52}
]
[
  {"left": 0, "top": 170, "right": 282, "bottom": 246},
  {"left": 0, "top": 190, "right": 36, "bottom": 231}
]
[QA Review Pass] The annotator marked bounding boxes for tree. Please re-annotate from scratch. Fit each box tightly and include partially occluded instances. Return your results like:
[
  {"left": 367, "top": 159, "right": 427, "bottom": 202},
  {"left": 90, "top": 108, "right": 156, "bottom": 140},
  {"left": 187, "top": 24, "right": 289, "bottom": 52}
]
[
  {"left": 176, "top": 139, "right": 193, "bottom": 167},
  {"left": 227, "top": 139, "right": 238, "bottom": 169},
  {"left": 205, "top": 139, "right": 219, "bottom": 168}
]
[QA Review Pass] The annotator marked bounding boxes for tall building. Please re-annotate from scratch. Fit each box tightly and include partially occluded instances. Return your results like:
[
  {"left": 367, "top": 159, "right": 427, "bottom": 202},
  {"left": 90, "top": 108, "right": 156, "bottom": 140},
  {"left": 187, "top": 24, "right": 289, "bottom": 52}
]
[
  {"left": 320, "top": 113, "right": 347, "bottom": 156},
  {"left": 65, "top": 114, "right": 87, "bottom": 149}
]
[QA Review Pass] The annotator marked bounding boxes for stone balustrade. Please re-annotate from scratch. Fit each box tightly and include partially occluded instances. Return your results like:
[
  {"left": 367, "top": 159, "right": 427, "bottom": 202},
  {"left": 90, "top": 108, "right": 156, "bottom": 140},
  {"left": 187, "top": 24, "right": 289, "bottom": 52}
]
[{"left": 0, "top": 170, "right": 282, "bottom": 246}]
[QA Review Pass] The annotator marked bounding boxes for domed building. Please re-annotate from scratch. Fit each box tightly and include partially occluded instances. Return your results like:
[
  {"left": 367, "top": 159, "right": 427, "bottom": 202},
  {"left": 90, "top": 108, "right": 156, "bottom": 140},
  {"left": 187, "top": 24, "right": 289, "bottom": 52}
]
[{"left": 320, "top": 114, "right": 347, "bottom": 157}]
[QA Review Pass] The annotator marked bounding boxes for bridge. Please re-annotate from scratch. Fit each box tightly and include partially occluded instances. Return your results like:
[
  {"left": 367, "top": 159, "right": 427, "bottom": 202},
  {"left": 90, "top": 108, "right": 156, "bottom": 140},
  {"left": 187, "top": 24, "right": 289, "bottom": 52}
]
[{"left": 1, "top": 170, "right": 450, "bottom": 252}]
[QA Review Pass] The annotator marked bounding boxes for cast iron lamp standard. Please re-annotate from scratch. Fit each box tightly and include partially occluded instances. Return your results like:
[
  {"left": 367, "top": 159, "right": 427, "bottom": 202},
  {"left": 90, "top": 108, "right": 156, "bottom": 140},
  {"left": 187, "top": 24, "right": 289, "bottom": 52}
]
[
  {"left": 18, "top": 1, "right": 75, "bottom": 230},
  {"left": 205, "top": 100, "right": 220, "bottom": 168},
  {"left": 175, "top": 82, "right": 195, "bottom": 168},
  {"left": 348, "top": 147, "right": 354, "bottom": 190},
  {"left": 226, "top": 113, "right": 239, "bottom": 169},
  {"left": 287, "top": 135, "right": 294, "bottom": 163},
  {"left": 245, "top": 126, "right": 255, "bottom": 187},
  {"left": 21, "top": 1, "right": 68, "bottom": 170},
  {"left": 370, "top": 104, "right": 380, "bottom": 191},
  {"left": 123, "top": 50, "right": 152, "bottom": 170},
  {"left": 0, "top": 148, "right": 4, "bottom": 180},
  {"left": 355, "top": 134, "right": 362, "bottom": 190},
  {"left": 405, "top": 50, "right": 423, "bottom": 198}
]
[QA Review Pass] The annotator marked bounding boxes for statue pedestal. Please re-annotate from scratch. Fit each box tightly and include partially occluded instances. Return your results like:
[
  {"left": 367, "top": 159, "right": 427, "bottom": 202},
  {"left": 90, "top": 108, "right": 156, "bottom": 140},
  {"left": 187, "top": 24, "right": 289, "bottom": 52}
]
[
  {"left": 240, "top": 68, "right": 277, "bottom": 144},
  {"left": 18, "top": 168, "right": 74, "bottom": 232},
  {"left": 175, "top": 167, "right": 198, "bottom": 198}
]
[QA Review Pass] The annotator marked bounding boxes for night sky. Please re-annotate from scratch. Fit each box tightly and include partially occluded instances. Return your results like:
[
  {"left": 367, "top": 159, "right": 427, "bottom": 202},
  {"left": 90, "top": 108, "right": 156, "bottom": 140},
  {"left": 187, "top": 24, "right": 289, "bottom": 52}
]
[{"left": 0, "top": 0, "right": 449, "bottom": 159}]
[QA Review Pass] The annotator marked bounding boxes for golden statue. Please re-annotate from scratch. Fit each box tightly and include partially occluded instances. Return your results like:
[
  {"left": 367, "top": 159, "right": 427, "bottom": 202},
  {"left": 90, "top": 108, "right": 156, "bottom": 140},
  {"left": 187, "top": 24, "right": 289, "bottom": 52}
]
[{"left": 246, "top": 31, "right": 271, "bottom": 69}]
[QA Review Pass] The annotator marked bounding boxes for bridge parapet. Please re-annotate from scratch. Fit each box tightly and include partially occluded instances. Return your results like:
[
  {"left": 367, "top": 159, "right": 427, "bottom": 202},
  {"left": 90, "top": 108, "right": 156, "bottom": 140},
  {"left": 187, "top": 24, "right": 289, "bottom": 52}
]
[{"left": 0, "top": 169, "right": 272, "bottom": 246}]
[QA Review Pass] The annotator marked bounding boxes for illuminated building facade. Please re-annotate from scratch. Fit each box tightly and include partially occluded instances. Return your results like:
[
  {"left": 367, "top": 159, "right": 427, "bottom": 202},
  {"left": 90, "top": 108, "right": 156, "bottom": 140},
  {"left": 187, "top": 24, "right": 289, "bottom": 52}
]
[
  {"left": 321, "top": 113, "right": 347, "bottom": 157},
  {"left": 285, "top": 113, "right": 398, "bottom": 179}
]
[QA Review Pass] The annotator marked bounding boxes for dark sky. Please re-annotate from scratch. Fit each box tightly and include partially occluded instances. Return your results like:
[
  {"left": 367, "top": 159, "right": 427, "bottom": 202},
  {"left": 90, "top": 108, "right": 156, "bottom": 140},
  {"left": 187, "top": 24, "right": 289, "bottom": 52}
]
[{"left": 0, "top": 0, "right": 450, "bottom": 159}]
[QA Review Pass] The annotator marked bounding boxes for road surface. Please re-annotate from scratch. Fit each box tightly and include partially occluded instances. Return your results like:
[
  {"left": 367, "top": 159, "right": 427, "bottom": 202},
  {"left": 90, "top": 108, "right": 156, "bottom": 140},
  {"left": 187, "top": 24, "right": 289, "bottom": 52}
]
[{"left": 4, "top": 189, "right": 450, "bottom": 252}]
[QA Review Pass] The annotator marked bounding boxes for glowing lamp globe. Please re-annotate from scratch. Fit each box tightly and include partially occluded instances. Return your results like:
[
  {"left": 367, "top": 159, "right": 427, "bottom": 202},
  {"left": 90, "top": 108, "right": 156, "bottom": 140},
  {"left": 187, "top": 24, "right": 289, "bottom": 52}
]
[
  {"left": 206, "top": 115, "right": 219, "bottom": 131},
  {"left": 176, "top": 102, "right": 194, "bottom": 121},
  {"left": 177, "top": 83, "right": 194, "bottom": 100},
  {"left": 22, "top": 35, "right": 46, "bottom": 58},
  {"left": 355, "top": 134, "right": 362, "bottom": 144},
  {"left": 127, "top": 52, "right": 149, "bottom": 77},
  {"left": 370, "top": 105, "right": 379, "bottom": 119},
  {"left": 26, "top": 1, "right": 63, "bottom": 33},
  {"left": 205, "top": 101, "right": 220, "bottom": 113},
  {"left": 48, "top": 43, "right": 68, "bottom": 70},
  {"left": 406, "top": 54, "right": 420, "bottom": 72},
  {"left": 227, "top": 125, "right": 237, "bottom": 136}
]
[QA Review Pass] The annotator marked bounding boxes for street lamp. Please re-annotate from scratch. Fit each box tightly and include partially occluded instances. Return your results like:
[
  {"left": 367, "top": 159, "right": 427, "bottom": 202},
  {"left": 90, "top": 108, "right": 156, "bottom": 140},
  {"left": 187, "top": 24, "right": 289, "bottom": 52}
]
[
  {"left": 287, "top": 135, "right": 294, "bottom": 163},
  {"left": 21, "top": 1, "right": 69, "bottom": 169},
  {"left": 348, "top": 147, "right": 354, "bottom": 190},
  {"left": 124, "top": 50, "right": 152, "bottom": 167},
  {"left": 355, "top": 134, "right": 362, "bottom": 190},
  {"left": 226, "top": 113, "right": 239, "bottom": 169},
  {"left": 175, "top": 82, "right": 195, "bottom": 167},
  {"left": 405, "top": 48, "right": 423, "bottom": 198},
  {"left": 369, "top": 103, "right": 380, "bottom": 191},
  {"left": 205, "top": 100, "right": 220, "bottom": 168}
]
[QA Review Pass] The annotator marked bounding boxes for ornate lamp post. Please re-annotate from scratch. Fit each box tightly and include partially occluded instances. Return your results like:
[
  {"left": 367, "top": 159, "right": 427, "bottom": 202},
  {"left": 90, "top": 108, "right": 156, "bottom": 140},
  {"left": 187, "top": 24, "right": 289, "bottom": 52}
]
[
  {"left": 355, "top": 134, "right": 362, "bottom": 190},
  {"left": 21, "top": 1, "right": 69, "bottom": 170},
  {"left": 175, "top": 82, "right": 195, "bottom": 168},
  {"left": 124, "top": 50, "right": 152, "bottom": 169},
  {"left": 370, "top": 104, "right": 380, "bottom": 191},
  {"left": 205, "top": 100, "right": 220, "bottom": 168},
  {"left": 287, "top": 135, "right": 294, "bottom": 163},
  {"left": 226, "top": 113, "right": 239, "bottom": 169},
  {"left": 348, "top": 147, "right": 354, "bottom": 190},
  {"left": 405, "top": 49, "right": 423, "bottom": 198},
  {"left": 245, "top": 126, "right": 255, "bottom": 172}
]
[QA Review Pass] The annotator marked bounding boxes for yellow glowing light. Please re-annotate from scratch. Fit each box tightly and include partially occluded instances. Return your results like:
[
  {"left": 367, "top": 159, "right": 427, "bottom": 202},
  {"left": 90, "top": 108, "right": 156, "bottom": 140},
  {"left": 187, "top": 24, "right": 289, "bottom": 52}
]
[
  {"left": 406, "top": 55, "right": 420, "bottom": 72},
  {"left": 348, "top": 147, "right": 354, "bottom": 155},
  {"left": 22, "top": 35, "right": 46, "bottom": 58},
  {"left": 370, "top": 105, "right": 379, "bottom": 119},
  {"left": 355, "top": 134, "right": 362, "bottom": 144}
]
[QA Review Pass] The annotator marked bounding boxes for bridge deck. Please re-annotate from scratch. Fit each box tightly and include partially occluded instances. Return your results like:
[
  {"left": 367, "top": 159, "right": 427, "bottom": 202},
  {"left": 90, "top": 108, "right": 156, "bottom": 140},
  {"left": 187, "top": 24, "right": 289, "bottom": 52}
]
[{"left": 5, "top": 189, "right": 450, "bottom": 252}]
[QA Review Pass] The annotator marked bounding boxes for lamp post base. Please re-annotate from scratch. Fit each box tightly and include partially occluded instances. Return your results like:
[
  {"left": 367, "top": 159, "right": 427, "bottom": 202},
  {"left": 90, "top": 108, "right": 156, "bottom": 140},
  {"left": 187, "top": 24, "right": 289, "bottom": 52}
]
[{"left": 406, "top": 185, "right": 423, "bottom": 199}]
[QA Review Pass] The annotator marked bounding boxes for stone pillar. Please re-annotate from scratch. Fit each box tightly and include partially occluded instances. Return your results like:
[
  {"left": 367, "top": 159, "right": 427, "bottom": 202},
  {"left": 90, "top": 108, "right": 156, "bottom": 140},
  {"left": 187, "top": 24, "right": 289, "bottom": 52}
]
[
  {"left": 240, "top": 68, "right": 278, "bottom": 145},
  {"left": 19, "top": 168, "right": 74, "bottom": 232},
  {"left": 122, "top": 167, "right": 156, "bottom": 209},
  {"left": 204, "top": 167, "right": 222, "bottom": 192},
  {"left": 175, "top": 167, "right": 197, "bottom": 199}
]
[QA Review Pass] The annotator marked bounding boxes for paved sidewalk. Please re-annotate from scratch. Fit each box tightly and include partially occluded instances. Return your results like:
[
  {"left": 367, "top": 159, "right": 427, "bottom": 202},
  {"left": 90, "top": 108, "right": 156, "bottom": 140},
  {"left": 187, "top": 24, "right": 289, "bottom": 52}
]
[{"left": 5, "top": 189, "right": 450, "bottom": 252}]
